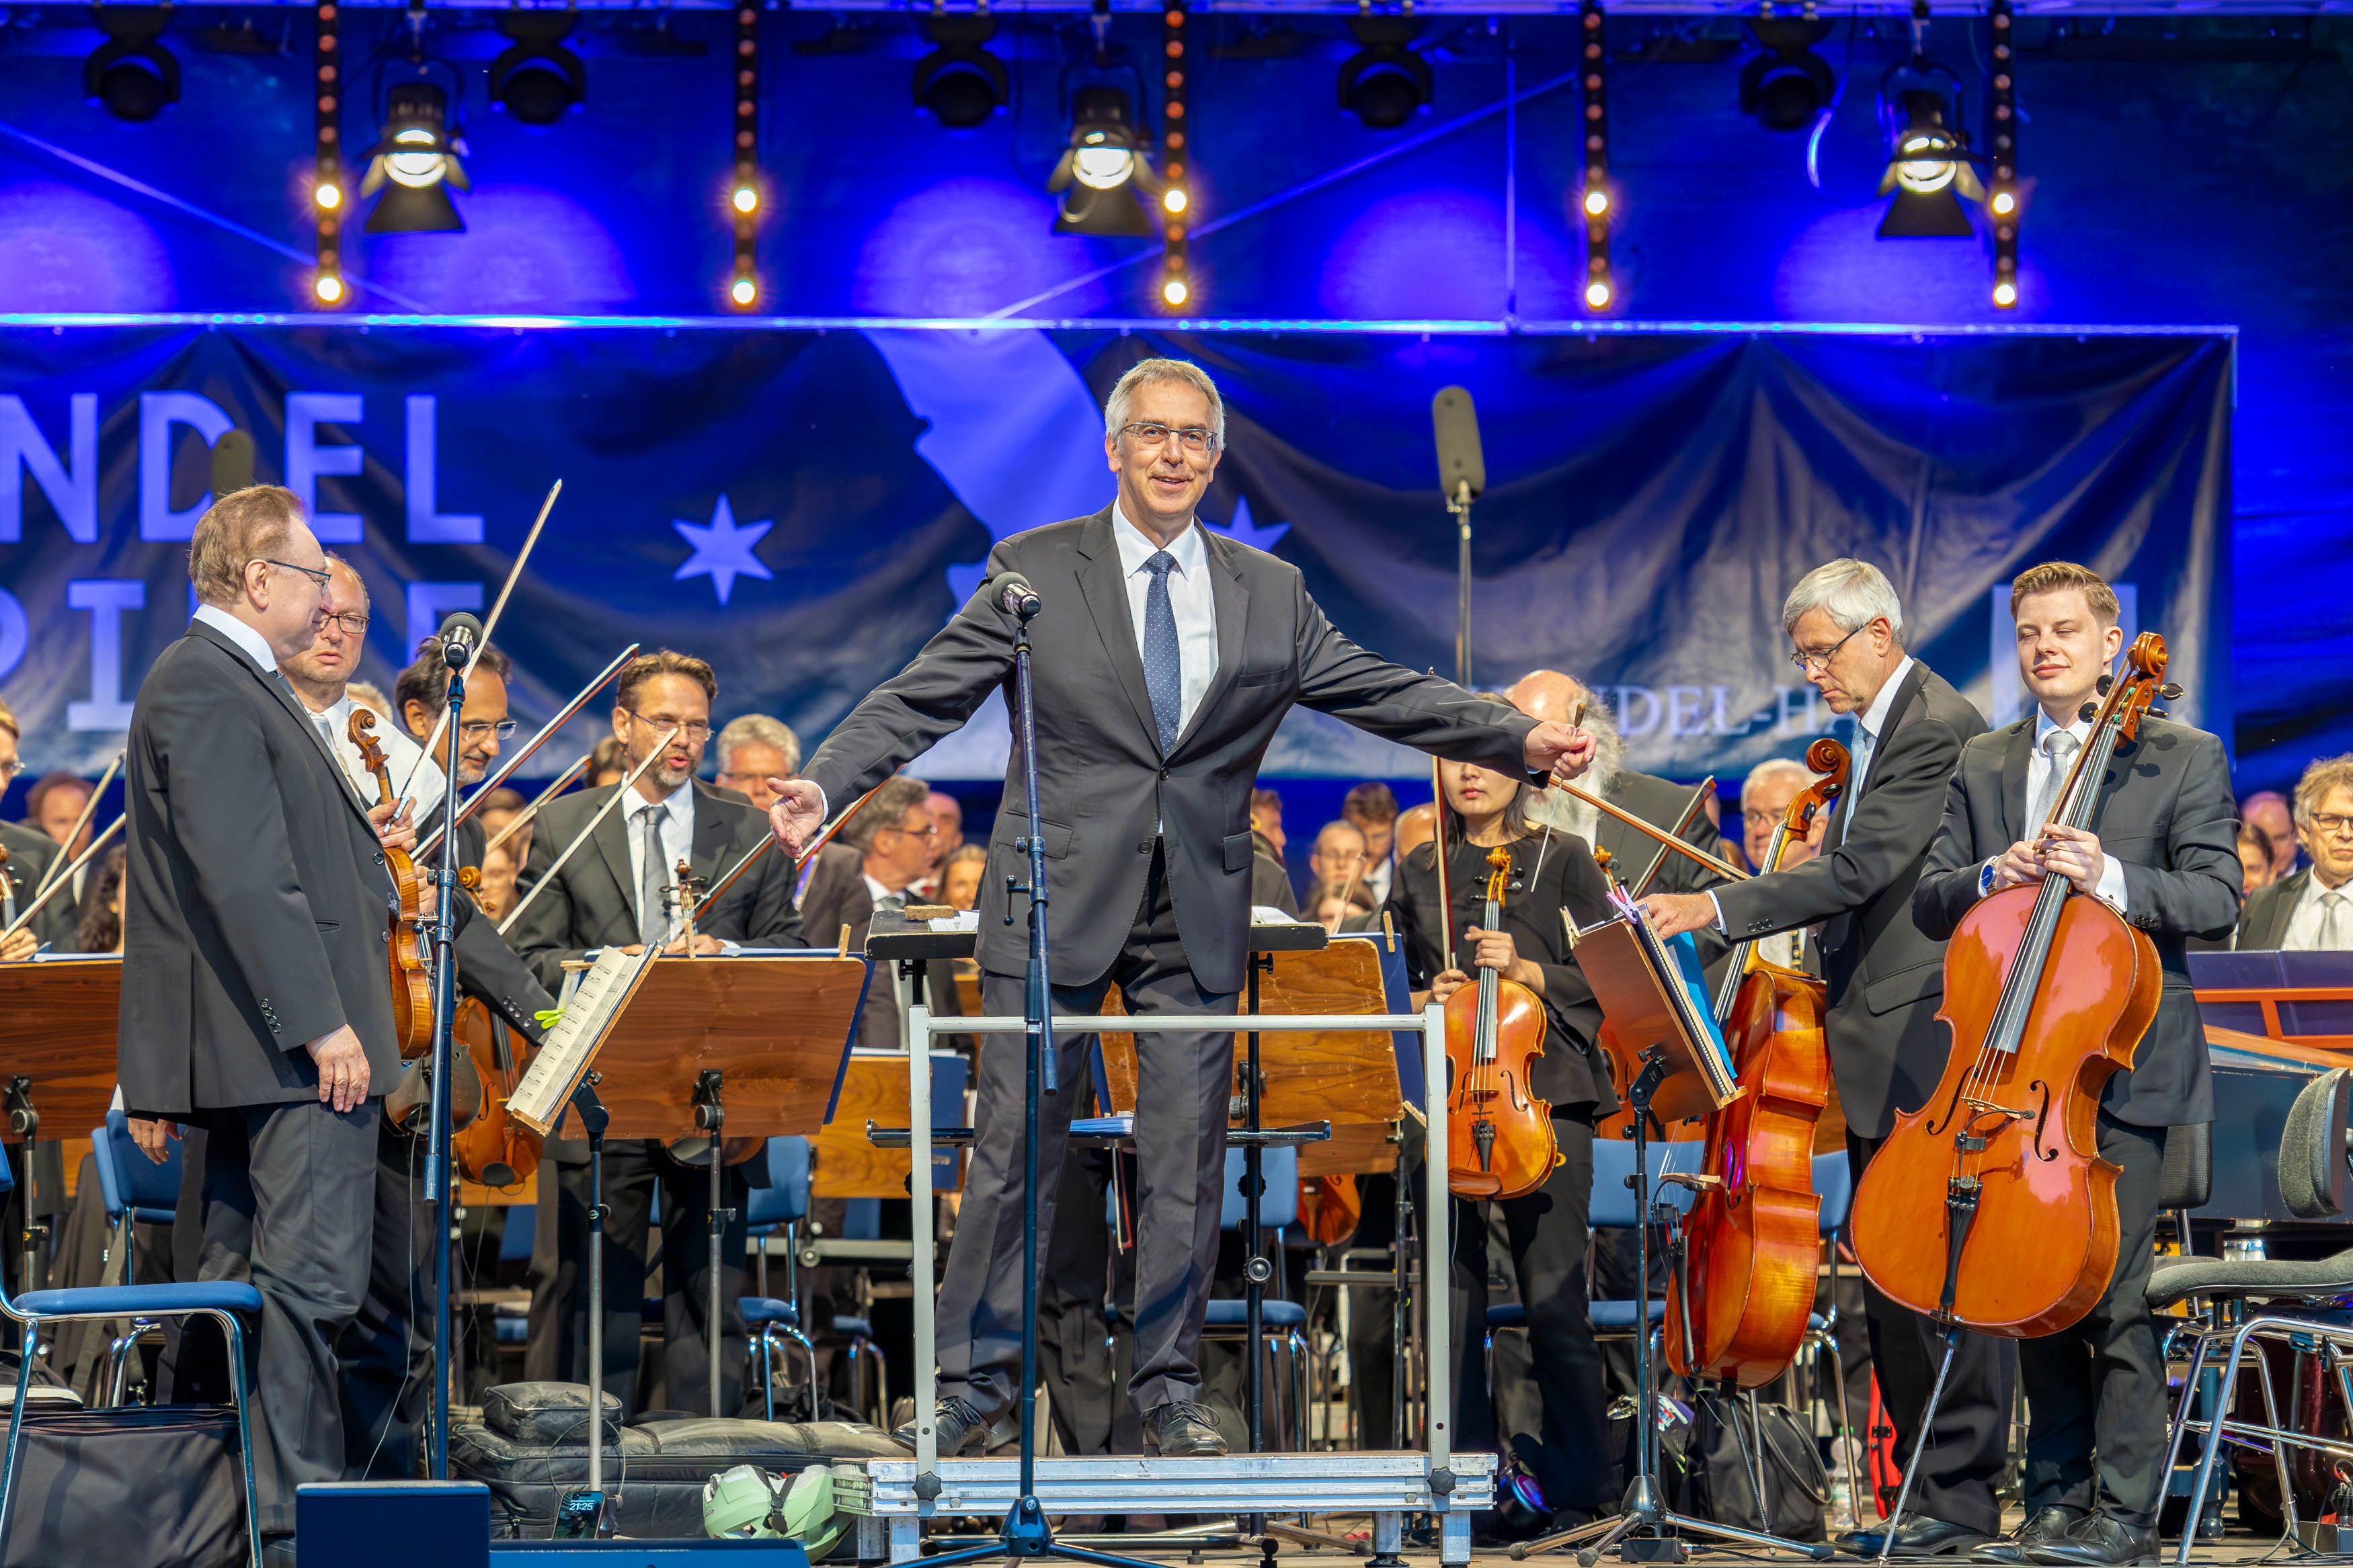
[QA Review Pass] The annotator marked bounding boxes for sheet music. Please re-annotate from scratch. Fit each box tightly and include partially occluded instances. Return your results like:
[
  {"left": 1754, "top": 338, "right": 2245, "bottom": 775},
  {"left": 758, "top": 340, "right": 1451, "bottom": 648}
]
[{"left": 510, "top": 942, "right": 664, "bottom": 1134}]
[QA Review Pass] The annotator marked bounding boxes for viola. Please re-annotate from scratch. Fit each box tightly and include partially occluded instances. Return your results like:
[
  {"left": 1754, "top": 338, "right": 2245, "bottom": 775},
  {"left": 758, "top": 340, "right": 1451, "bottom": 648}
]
[
  {"left": 1665, "top": 736, "right": 1847, "bottom": 1388},
  {"left": 1851, "top": 633, "right": 2174, "bottom": 1338},
  {"left": 347, "top": 708, "right": 433, "bottom": 1059},
  {"left": 1442, "top": 844, "right": 1560, "bottom": 1200},
  {"left": 450, "top": 996, "right": 541, "bottom": 1190}
]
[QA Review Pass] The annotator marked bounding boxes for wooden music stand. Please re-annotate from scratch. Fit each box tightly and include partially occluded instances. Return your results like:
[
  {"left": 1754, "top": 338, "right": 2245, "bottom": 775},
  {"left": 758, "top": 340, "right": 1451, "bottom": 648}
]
[
  {"left": 528, "top": 952, "right": 868, "bottom": 1419},
  {"left": 0, "top": 958, "right": 125, "bottom": 1286},
  {"left": 815, "top": 1049, "right": 969, "bottom": 1200},
  {"left": 1579, "top": 917, "right": 1739, "bottom": 1126}
]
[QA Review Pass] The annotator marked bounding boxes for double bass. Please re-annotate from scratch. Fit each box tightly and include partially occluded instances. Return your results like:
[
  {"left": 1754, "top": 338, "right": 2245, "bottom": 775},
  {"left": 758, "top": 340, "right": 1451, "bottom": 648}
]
[
  {"left": 1851, "top": 634, "right": 2173, "bottom": 1338},
  {"left": 1665, "top": 737, "right": 1848, "bottom": 1387},
  {"left": 1441, "top": 844, "right": 1560, "bottom": 1200},
  {"left": 346, "top": 709, "right": 432, "bottom": 1059}
]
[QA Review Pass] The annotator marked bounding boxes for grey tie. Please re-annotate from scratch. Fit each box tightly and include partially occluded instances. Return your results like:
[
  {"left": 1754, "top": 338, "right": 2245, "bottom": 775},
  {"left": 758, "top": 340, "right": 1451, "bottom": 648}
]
[
  {"left": 2029, "top": 729, "right": 2081, "bottom": 835},
  {"left": 2320, "top": 890, "right": 2349, "bottom": 951},
  {"left": 1836, "top": 719, "right": 1871, "bottom": 845},
  {"left": 638, "top": 804, "right": 670, "bottom": 947},
  {"left": 875, "top": 891, "right": 906, "bottom": 919},
  {"left": 1141, "top": 550, "right": 1183, "bottom": 754}
]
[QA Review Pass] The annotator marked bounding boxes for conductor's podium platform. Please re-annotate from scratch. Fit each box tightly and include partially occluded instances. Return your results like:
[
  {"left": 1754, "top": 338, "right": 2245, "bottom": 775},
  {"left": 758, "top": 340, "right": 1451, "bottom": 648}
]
[{"left": 836, "top": 1450, "right": 1496, "bottom": 1564}]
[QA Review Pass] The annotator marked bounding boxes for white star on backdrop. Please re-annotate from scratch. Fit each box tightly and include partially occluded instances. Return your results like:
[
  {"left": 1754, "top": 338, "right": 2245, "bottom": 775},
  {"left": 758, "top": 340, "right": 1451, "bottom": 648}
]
[{"left": 672, "top": 495, "right": 774, "bottom": 606}]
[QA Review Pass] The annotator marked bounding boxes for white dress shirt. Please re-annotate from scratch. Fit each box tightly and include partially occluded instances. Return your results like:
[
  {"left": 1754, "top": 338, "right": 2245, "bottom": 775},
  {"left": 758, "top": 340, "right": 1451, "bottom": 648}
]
[
  {"left": 2282, "top": 871, "right": 2353, "bottom": 951},
  {"left": 623, "top": 784, "right": 697, "bottom": 935},
  {"left": 1974, "top": 708, "right": 2130, "bottom": 911},
  {"left": 1111, "top": 501, "right": 1219, "bottom": 743},
  {"left": 1362, "top": 856, "right": 1392, "bottom": 908},
  {"left": 306, "top": 693, "right": 446, "bottom": 822},
  {"left": 863, "top": 871, "right": 911, "bottom": 912},
  {"left": 192, "top": 604, "right": 278, "bottom": 674}
]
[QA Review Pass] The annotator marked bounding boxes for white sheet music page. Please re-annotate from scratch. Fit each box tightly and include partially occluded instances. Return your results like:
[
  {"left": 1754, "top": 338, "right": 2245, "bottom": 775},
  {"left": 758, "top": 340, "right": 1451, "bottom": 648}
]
[{"left": 510, "top": 943, "right": 664, "bottom": 1134}]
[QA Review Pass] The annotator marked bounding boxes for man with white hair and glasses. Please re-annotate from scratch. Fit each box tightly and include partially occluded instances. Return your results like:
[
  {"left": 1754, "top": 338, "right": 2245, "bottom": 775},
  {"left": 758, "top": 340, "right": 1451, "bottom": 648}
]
[
  {"left": 1644, "top": 557, "right": 1997, "bottom": 1558},
  {"left": 765, "top": 356, "right": 1598, "bottom": 1460}
]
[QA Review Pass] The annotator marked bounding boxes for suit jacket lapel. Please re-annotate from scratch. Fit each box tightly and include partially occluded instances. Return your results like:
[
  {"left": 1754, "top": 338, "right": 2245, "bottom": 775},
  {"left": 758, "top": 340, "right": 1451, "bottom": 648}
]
[
  {"left": 2264, "top": 870, "right": 2311, "bottom": 948},
  {"left": 188, "top": 622, "right": 377, "bottom": 822},
  {"left": 1999, "top": 718, "right": 2036, "bottom": 839},
  {"left": 1171, "top": 528, "right": 1248, "bottom": 756},
  {"left": 689, "top": 782, "right": 735, "bottom": 886},
  {"left": 1073, "top": 508, "right": 1162, "bottom": 750},
  {"left": 592, "top": 788, "right": 641, "bottom": 932}
]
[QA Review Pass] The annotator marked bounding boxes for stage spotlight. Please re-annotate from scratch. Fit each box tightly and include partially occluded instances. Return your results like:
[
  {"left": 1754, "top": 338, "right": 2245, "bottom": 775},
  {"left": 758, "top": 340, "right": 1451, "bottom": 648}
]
[
  {"left": 912, "top": 13, "right": 1007, "bottom": 129},
  {"left": 1739, "top": 17, "right": 1833, "bottom": 133},
  {"left": 360, "top": 81, "right": 469, "bottom": 234},
  {"left": 1579, "top": 0, "right": 1613, "bottom": 314},
  {"left": 490, "top": 8, "right": 586, "bottom": 126},
  {"left": 727, "top": 4, "right": 762, "bottom": 309},
  {"left": 1988, "top": 0, "right": 2020, "bottom": 307},
  {"left": 1876, "top": 88, "right": 1982, "bottom": 238},
  {"left": 1049, "top": 85, "right": 1155, "bottom": 237},
  {"left": 732, "top": 185, "right": 758, "bottom": 214},
  {"left": 1337, "top": 15, "right": 1430, "bottom": 130},
  {"left": 315, "top": 181, "right": 342, "bottom": 210},
  {"left": 85, "top": 5, "right": 182, "bottom": 123},
  {"left": 312, "top": 1, "right": 345, "bottom": 306},
  {"left": 731, "top": 276, "right": 757, "bottom": 307},
  {"left": 1586, "top": 279, "right": 1611, "bottom": 309},
  {"left": 315, "top": 274, "right": 344, "bottom": 303},
  {"left": 1163, "top": 277, "right": 1188, "bottom": 308}
]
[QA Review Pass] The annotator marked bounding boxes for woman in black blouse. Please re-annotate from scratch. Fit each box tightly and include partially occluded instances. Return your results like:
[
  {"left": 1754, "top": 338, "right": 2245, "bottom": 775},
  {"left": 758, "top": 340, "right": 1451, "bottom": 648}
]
[{"left": 1386, "top": 703, "right": 1617, "bottom": 1533}]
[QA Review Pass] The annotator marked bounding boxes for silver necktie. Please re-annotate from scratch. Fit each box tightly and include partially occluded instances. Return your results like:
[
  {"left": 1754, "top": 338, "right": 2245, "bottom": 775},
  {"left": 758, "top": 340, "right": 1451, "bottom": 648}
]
[
  {"left": 638, "top": 805, "right": 670, "bottom": 948},
  {"left": 2319, "top": 890, "right": 2349, "bottom": 952},
  {"left": 2028, "top": 729, "right": 2081, "bottom": 835}
]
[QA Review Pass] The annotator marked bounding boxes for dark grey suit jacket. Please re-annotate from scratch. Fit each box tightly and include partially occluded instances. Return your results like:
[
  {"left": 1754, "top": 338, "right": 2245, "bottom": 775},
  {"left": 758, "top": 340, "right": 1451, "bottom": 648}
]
[
  {"left": 1915, "top": 713, "right": 2241, "bottom": 1128},
  {"left": 454, "top": 815, "right": 556, "bottom": 1041},
  {"left": 0, "top": 820, "right": 75, "bottom": 952},
  {"left": 510, "top": 778, "right": 803, "bottom": 993},
  {"left": 800, "top": 507, "right": 1538, "bottom": 997},
  {"left": 118, "top": 620, "right": 404, "bottom": 1114},
  {"left": 1710, "top": 661, "right": 1988, "bottom": 1140},
  {"left": 2234, "top": 867, "right": 2307, "bottom": 951}
]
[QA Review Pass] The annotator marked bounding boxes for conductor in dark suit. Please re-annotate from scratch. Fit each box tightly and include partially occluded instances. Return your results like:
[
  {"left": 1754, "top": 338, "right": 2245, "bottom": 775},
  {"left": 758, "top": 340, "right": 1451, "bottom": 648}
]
[
  {"left": 1914, "top": 563, "right": 2239, "bottom": 1568},
  {"left": 511, "top": 649, "right": 803, "bottom": 1415},
  {"left": 764, "top": 357, "right": 1597, "bottom": 1458},
  {"left": 116, "top": 485, "right": 415, "bottom": 1538},
  {"left": 1642, "top": 557, "right": 1997, "bottom": 1556}
]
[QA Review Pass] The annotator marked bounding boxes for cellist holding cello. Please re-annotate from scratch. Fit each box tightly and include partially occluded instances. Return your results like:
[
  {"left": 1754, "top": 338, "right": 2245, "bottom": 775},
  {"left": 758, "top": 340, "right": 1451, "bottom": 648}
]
[
  {"left": 1642, "top": 559, "right": 1999, "bottom": 1559},
  {"left": 1386, "top": 692, "right": 1618, "bottom": 1539},
  {"left": 1906, "top": 563, "right": 2239, "bottom": 1568}
]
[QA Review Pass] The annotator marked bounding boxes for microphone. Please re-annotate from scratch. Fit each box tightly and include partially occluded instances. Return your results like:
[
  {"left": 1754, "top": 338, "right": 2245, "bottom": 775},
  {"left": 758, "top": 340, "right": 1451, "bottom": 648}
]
[
  {"left": 438, "top": 611, "right": 484, "bottom": 670},
  {"left": 990, "top": 572, "right": 1043, "bottom": 620},
  {"left": 1431, "top": 385, "right": 1486, "bottom": 507}
]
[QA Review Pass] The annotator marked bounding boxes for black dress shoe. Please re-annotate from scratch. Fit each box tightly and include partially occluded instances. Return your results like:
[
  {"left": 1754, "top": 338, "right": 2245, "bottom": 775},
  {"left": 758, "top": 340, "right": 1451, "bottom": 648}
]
[
  {"left": 2024, "top": 1516, "right": 2157, "bottom": 1567},
  {"left": 1970, "top": 1508, "right": 2085, "bottom": 1563},
  {"left": 1836, "top": 1516, "right": 1995, "bottom": 1558},
  {"left": 892, "top": 1396, "right": 989, "bottom": 1454},
  {"left": 1141, "top": 1399, "right": 1228, "bottom": 1457}
]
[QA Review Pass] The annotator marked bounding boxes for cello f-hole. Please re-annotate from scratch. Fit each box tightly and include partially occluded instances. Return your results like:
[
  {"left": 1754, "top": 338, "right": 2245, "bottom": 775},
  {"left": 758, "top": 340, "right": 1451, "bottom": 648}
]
[{"left": 2028, "top": 1079, "right": 2057, "bottom": 1162}]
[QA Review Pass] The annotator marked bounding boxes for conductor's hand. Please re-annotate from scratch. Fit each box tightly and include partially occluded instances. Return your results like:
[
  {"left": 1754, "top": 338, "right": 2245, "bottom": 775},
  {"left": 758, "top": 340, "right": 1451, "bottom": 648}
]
[
  {"left": 1989, "top": 840, "right": 2042, "bottom": 893},
  {"left": 306, "top": 1024, "right": 372, "bottom": 1114},
  {"left": 0, "top": 928, "right": 34, "bottom": 964},
  {"left": 127, "top": 1116, "right": 180, "bottom": 1165},
  {"left": 1641, "top": 892, "right": 1718, "bottom": 940},
  {"left": 370, "top": 797, "right": 417, "bottom": 855},
  {"left": 1524, "top": 721, "right": 1597, "bottom": 784},
  {"left": 766, "top": 779, "right": 825, "bottom": 856},
  {"left": 1429, "top": 966, "right": 1472, "bottom": 1005}
]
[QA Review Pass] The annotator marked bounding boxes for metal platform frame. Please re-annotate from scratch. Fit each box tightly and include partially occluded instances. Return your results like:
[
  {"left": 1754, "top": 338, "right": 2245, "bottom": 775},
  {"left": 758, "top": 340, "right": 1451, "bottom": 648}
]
[{"left": 853, "top": 1002, "right": 1483, "bottom": 1564}]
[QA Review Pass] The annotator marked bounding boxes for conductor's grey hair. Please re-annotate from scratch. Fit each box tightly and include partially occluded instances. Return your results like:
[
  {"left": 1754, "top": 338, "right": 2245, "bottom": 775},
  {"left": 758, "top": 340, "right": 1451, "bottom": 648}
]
[
  {"left": 1782, "top": 558, "right": 1906, "bottom": 646},
  {"left": 1103, "top": 358, "right": 1227, "bottom": 453}
]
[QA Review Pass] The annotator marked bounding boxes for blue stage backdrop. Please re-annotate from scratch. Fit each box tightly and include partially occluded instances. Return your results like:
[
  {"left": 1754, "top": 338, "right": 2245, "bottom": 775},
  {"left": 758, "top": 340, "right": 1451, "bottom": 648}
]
[{"left": 0, "top": 323, "right": 2231, "bottom": 788}]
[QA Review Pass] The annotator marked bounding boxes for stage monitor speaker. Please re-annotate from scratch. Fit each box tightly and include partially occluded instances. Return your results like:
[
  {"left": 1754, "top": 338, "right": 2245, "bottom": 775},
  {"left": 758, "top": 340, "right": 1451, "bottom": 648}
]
[{"left": 296, "top": 1480, "right": 489, "bottom": 1568}]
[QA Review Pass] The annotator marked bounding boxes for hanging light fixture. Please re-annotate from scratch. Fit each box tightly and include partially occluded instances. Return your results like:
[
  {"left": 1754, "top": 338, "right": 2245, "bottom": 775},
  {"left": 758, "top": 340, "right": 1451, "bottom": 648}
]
[
  {"left": 1158, "top": 0, "right": 1191, "bottom": 310},
  {"left": 1875, "top": 87, "right": 1981, "bottom": 237},
  {"left": 912, "top": 9, "right": 1007, "bottom": 129},
  {"left": 85, "top": 3, "right": 181, "bottom": 123},
  {"left": 727, "top": 2, "right": 760, "bottom": 308},
  {"left": 1337, "top": 11, "right": 1430, "bottom": 131},
  {"left": 1049, "top": 85, "right": 1159, "bottom": 237},
  {"left": 489, "top": 5, "right": 586, "bottom": 126},
  {"left": 361, "top": 79, "right": 469, "bottom": 234},
  {"left": 311, "top": 0, "right": 344, "bottom": 304}
]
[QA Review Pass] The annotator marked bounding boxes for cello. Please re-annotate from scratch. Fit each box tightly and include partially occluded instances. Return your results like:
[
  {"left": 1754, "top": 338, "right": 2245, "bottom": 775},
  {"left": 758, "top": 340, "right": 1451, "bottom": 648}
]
[
  {"left": 1441, "top": 843, "right": 1560, "bottom": 1200},
  {"left": 1851, "top": 634, "right": 2172, "bottom": 1342},
  {"left": 1665, "top": 737, "right": 1847, "bottom": 1388},
  {"left": 347, "top": 708, "right": 433, "bottom": 1059}
]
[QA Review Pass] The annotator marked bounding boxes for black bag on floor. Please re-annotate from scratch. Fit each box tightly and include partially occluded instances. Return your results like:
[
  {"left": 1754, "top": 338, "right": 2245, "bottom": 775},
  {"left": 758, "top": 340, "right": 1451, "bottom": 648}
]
[
  {"left": 0, "top": 1403, "right": 247, "bottom": 1568},
  {"left": 452, "top": 1383, "right": 904, "bottom": 1539},
  {"left": 1670, "top": 1390, "right": 1831, "bottom": 1542}
]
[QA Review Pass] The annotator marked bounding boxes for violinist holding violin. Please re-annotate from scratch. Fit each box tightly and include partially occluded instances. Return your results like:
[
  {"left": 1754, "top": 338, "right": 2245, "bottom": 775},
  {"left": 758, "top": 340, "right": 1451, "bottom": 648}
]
[
  {"left": 1386, "top": 695, "right": 1618, "bottom": 1537},
  {"left": 1911, "top": 563, "right": 2239, "bottom": 1568}
]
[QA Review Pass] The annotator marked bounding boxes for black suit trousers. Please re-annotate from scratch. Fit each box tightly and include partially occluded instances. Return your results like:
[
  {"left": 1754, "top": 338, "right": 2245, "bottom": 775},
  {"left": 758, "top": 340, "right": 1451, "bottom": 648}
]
[
  {"left": 2018, "top": 1114, "right": 2169, "bottom": 1526},
  {"left": 194, "top": 1099, "right": 378, "bottom": 1534},
  {"left": 1846, "top": 1129, "right": 2009, "bottom": 1536},
  {"left": 941, "top": 844, "right": 1234, "bottom": 1422},
  {"left": 336, "top": 1122, "right": 436, "bottom": 1479}
]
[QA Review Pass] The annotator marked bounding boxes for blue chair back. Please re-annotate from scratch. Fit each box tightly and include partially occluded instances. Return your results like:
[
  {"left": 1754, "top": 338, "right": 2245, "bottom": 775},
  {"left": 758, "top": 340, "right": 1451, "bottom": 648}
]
[
  {"left": 1588, "top": 1138, "right": 1708, "bottom": 1230},
  {"left": 928, "top": 1053, "right": 968, "bottom": 1192},
  {"left": 844, "top": 1198, "right": 882, "bottom": 1241},
  {"left": 0, "top": 1139, "right": 12, "bottom": 1193},
  {"left": 92, "top": 1110, "right": 180, "bottom": 1225},
  {"left": 1221, "top": 1145, "right": 1300, "bottom": 1231},
  {"left": 499, "top": 1202, "right": 536, "bottom": 1264},
  {"left": 744, "top": 1137, "right": 811, "bottom": 1230},
  {"left": 1812, "top": 1150, "right": 1855, "bottom": 1234}
]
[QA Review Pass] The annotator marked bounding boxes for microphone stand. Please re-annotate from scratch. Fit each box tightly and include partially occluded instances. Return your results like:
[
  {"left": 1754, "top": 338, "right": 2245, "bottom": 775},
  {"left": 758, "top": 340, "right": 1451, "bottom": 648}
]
[
  {"left": 424, "top": 647, "right": 469, "bottom": 1481},
  {"left": 922, "top": 590, "right": 1156, "bottom": 1568},
  {"left": 1448, "top": 478, "right": 1474, "bottom": 688}
]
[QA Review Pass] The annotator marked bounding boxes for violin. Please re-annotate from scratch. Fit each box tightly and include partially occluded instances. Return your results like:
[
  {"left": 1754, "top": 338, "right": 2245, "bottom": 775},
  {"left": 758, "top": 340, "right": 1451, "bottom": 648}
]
[
  {"left": 1665, "top": 737, "right": 1847, "bottom": 1388},
  {"left": 347, "top": 708, "right": 433, "bottom": 1059},
  {"left": 450, "top": 996, "right": 541, "bottom": 1190},
  {"left": 1851, "top": 634, "right": 2173, "bottom": 1338},
  {"left": 1442, "top": 844, "right": 1560, "bottom": 1200}
]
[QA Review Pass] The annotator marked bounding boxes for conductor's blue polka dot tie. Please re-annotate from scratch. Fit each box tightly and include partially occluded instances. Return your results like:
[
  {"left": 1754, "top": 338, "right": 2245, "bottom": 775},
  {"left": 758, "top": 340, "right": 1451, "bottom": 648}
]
[{"left": 1142, "top": 550, "right": 1183, "bottom": 754}]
